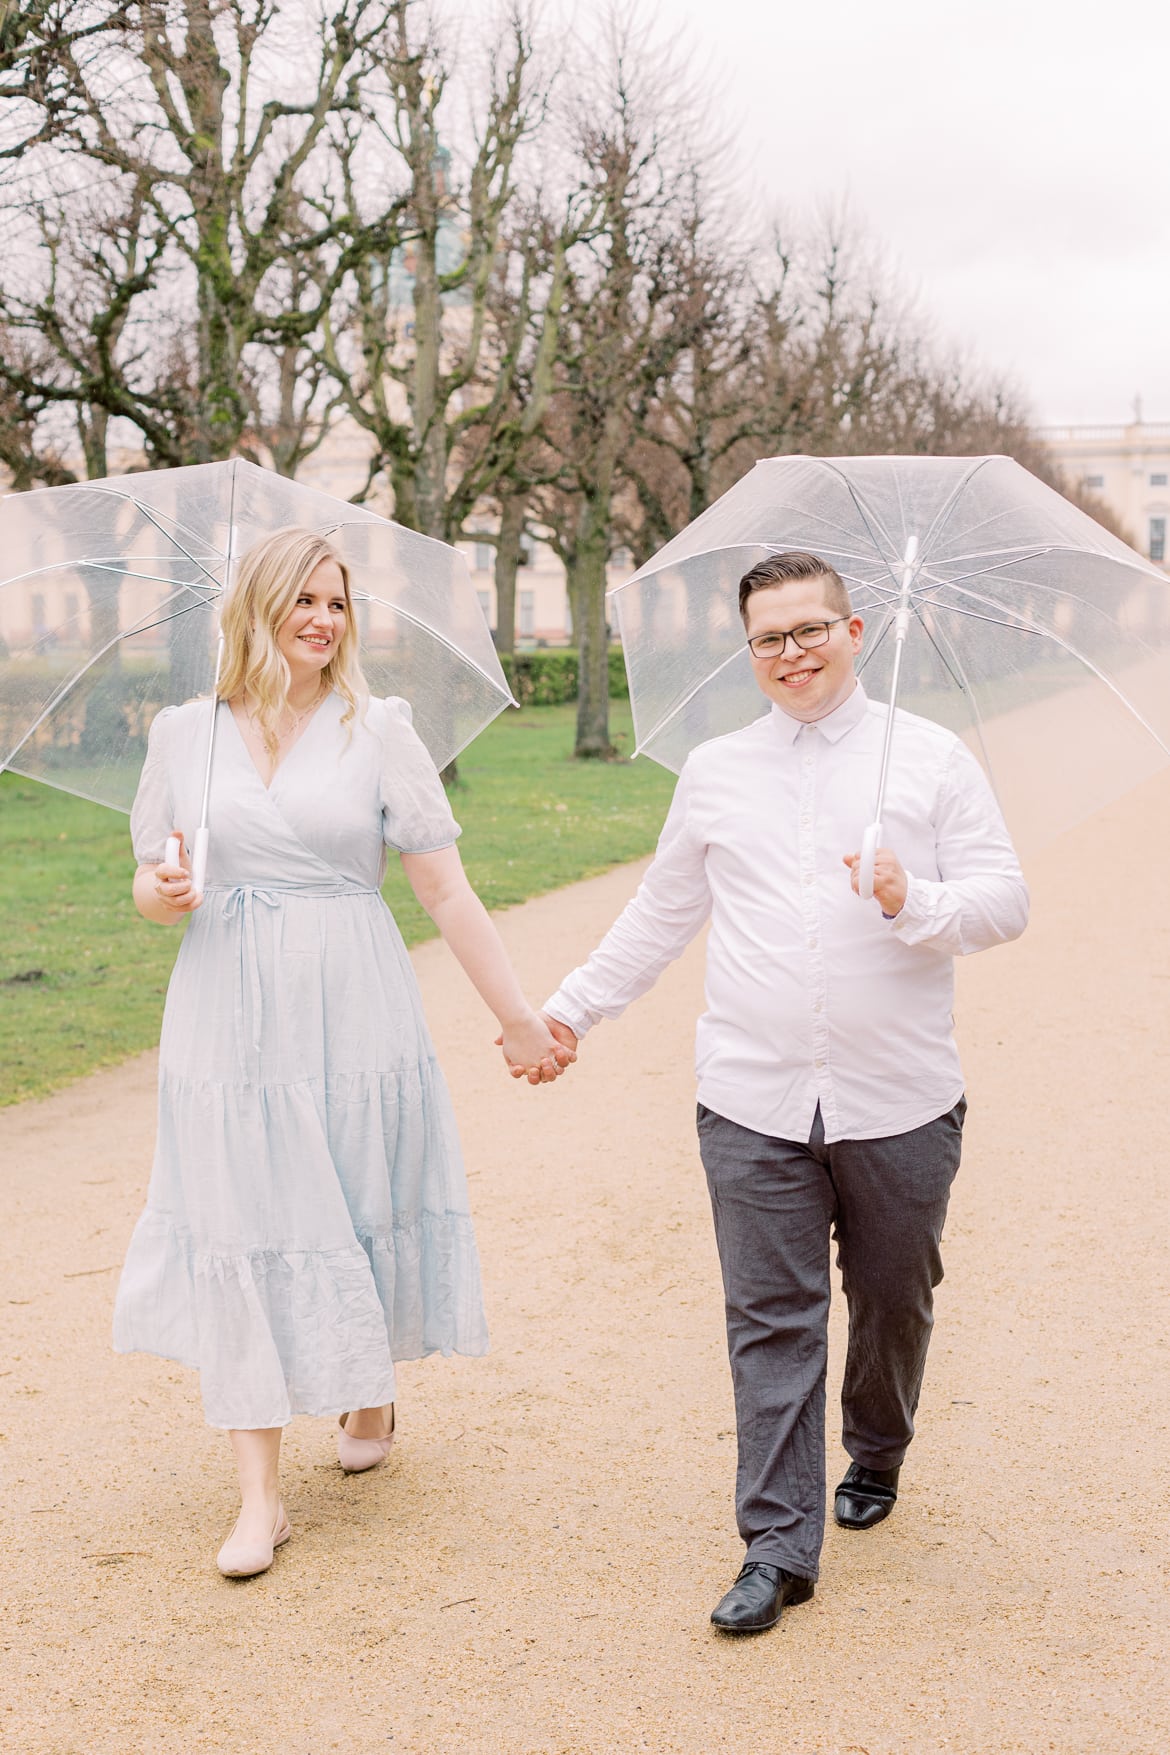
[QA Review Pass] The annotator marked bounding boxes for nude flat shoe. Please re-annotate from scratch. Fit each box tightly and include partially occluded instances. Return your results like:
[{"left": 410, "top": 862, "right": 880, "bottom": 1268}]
[
  {"left": 216, "top": 1502, "right": 291, "bottom": 1578},
  {"left": 337, "top": 1406, "right": 396, "bottom": 1474}
]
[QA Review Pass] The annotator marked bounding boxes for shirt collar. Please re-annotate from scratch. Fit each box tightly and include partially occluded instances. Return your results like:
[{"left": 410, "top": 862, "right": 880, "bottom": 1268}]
[{"left": 769, "top": 681, "right": 869, "bottom": 747}]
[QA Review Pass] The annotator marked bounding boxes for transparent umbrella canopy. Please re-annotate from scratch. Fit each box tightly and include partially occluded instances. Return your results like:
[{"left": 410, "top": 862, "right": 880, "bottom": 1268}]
[
  {"left": 609, "top": 454, "right": 1170, "bottom": 871},
  {"left": 0, "top": 459, "right": 513, "bottom": 831}
]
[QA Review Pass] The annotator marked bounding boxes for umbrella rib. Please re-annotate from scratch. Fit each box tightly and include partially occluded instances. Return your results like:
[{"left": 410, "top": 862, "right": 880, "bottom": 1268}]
[
  {"left": 5, "top": 616, "right": 178, "bottom": 765},
  {"left": 75, "top": 560, "right": 220, "bottom": 589},
  {"left": 906, "top": 555, "right": 1061, "bottom": 616},
  {"left": 0, "top": 557, "right": 220, "bottom": 594},
  {"left": 937, "top": 581, "right": 1170, "bottom": 758},
  {"left": 915, "top": 549, "right": 1166, "bottom": 622},
  {"left": 908, "top": 603, "right": 969, "bottom": 694},
  {"left": 357, "top": 593, "right": 517, "bottom": 702},
  {"left": 833, "top": 456, "right": 1002, "bottom": 596},
  {"left": 855, "top": 611, "right": 895, "bottom": 681},
  {"left": 858, "top": 599, "right": 972, "bottom": 699},
  {"left": 631, "top": 641, "right": 750, "bottom": 758},
  {"left": 813, "top": 463, "right": 903, "bottom": 576},
  {"left": 905, "top": 466, "right": 1081, "bottom": 562},
  {"left": 911, "top": 609, "right": 1002, "bottom": 799},
  {"left": 607, "top": 534, "right": 884, "bottom": 599},
  {"left": 3, "top": 591, "right": 221, "bottom": 766},
  {"left": 118, "top": 592, "right": 221, "bottom": 642},
  {"left": 917, "top": 541, "right": 1065, "bottom": 571},
  {"left": 907, "top": 457, "right": 998, "bottom": 560},
  {"left": 16, "top": 482, "right": 229, "bottom": 588},
  {"left": 132, "top": 500, "right": 227, "bottom": 589}
]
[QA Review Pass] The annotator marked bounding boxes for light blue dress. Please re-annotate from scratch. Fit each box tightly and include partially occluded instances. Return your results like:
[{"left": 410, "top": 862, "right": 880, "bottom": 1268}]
[{"left": 113, "top": 692, "right": 488, "bottom": 1429}]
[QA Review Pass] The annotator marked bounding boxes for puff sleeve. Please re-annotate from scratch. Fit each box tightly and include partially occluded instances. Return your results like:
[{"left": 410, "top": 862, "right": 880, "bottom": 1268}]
[
  {"left": 376, "top": 697, "right": 461, "bottom": 854},
  {"left": 129, "top": 706, "right": 177, "bottom": 865}
]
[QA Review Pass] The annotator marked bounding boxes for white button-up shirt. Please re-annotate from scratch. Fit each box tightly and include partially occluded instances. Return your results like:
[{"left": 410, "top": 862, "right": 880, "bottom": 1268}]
[{"left": 544, "top": 684, "right": 1029, "bottom": 1143}]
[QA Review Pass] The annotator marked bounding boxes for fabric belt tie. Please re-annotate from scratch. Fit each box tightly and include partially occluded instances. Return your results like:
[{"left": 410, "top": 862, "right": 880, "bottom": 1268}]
[
  {"left": 210, "top": 883, "right": 379, "bottom": 1059},
  {"left": 219, "top": 886, "right": 283, "bottom": 1057}
]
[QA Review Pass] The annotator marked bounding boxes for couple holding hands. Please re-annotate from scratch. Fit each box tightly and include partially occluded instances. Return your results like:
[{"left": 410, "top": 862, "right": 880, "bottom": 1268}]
[{"left": 116, "top": 528, "right": 1027, "bottom": 1631}]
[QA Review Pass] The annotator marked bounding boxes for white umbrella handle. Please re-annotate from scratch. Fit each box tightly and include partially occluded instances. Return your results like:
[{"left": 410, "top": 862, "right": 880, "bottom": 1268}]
[
  {"left": 858, "top": 820, "right": 882, "bottom": 901},
  {"left": 165, "top": 831, "right": 208, "bottom": 901}
]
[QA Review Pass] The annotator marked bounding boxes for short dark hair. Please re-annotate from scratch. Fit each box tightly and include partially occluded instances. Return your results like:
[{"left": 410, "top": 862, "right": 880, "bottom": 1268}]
[{"left": 738, "top": 551, "right": 851, "bottom": 623}]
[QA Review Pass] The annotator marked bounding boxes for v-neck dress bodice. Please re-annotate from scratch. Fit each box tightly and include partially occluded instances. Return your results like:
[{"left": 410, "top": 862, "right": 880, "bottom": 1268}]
[{"left": 113, "top": 693, "right": 488, "bottom": 1428}]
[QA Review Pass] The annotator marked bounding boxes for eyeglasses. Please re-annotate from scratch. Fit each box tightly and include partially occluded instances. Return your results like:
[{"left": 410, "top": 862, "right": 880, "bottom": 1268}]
[{"left": 746, "top": 617, "right": 849, "bottom": 659}]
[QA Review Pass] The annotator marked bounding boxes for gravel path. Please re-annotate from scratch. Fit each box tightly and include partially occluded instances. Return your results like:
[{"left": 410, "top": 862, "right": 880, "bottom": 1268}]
[{"left": 2, "top": 775, "right": 1168, "bottom": 1754}]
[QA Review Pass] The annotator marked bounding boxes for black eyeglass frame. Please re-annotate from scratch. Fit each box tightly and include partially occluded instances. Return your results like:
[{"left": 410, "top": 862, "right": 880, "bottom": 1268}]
[{"left": 745, "top": 616, "right": 850, "bottom": 659}]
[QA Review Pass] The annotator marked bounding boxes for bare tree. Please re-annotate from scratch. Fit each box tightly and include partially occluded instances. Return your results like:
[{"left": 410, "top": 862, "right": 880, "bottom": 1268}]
[
  {"left": 313, "top": 0, "right": 560, "bottom": 563},
  {"left": 0, "top": 331, "right": 76, "bottom": 487},
  {"left": 0, "top": 0, "right": 133, "bottom": 159},
  {"left": 448, "top": 189, "right": 600, "bottom": 653},
  {"left": 533, "top": 41, "right": 712, "bottom": 758},
  {"left": 0, "top": 0, "right": 395, "bottom": 469},
  {"left": 0, "top": 177, "right": 174, "bottom": 478}
]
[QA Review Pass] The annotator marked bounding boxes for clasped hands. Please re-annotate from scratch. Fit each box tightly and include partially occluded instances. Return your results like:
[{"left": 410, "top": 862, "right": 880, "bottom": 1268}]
[
  {"left": 495, "top": 1011, "right": 579, "bottom": 1087},
  {"left": 495, "top": 850, "right": 907, "bottom": 1087}
]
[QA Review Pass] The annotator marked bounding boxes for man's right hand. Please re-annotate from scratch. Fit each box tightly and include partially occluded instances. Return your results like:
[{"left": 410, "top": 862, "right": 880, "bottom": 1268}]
[{"left": 540, "top": 1012, "right": 579, "bottom": 1058}]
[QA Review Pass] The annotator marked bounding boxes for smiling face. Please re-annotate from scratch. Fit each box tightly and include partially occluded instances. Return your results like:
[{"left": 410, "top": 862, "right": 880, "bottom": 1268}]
[
  {"left": 744, "top": 578, "right": 864, "bottom": 722},
  {"left": 275, "top": 557, "right": 349, "bottom": 686}
]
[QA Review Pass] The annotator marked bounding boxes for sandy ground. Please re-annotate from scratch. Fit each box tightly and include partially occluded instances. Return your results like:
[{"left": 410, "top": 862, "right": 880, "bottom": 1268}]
[{"left": 2, "top": 773, "right": 1169, "bottom": 1755}]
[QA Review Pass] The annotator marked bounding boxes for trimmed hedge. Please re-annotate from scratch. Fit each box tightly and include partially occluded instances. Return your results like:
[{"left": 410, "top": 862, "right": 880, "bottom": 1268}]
[{"left": 500, "top": 646, "right": 629, "bottom": 707}]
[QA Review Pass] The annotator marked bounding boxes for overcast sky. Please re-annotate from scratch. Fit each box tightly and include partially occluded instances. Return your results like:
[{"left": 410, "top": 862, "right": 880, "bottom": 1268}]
[{"left": 598, "top": 0, "right": 1170, "bottom": 426}]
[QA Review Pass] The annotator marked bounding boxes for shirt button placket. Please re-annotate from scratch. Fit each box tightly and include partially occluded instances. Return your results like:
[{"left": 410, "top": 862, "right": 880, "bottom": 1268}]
[{"left": 799, "top": 727, "right": 831, "bottom": 1115}]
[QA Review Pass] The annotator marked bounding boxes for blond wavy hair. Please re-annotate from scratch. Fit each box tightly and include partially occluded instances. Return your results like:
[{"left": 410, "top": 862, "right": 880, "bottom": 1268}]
[{"left": 218, "top": 528, "right": 366, "bottom": 754}]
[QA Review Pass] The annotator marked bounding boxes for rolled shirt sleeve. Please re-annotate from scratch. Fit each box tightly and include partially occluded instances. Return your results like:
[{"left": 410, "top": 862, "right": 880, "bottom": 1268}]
[
  {"left": 543, "top": 764, "right": 712, "bottom": 1038},
  {"left": 890, "top": 740, "right": 1030, "bottom": 955}
]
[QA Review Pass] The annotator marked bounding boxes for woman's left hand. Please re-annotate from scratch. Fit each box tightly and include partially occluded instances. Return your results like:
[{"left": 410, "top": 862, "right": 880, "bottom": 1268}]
[{"left": 496, "top": 1012, "right": 576, "bottom": 1085}]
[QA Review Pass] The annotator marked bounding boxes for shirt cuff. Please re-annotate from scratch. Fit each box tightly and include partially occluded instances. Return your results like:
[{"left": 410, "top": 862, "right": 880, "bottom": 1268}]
[
  {"left": 541, "top": 988, "right": 597, "bottom": 1040},
  {"left": 887, "top": 872, "right": 931, "bottom": 935}
]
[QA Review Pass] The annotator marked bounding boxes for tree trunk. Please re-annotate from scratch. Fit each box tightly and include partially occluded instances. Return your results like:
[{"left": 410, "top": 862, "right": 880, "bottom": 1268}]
[
  {"left": 570, "top": 498, "right": 615, "bottom": 759},
  {"left": 79, "top": 407, "right": 122, "bottom": 689},
  {"left": 493, "top": 493, "right": 526, "bottom": 656}
]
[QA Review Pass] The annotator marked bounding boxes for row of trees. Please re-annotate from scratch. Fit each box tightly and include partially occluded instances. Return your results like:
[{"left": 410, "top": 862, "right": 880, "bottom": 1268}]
[{"left": 0, "top": 1, "right": 1116, "bottom": 757}]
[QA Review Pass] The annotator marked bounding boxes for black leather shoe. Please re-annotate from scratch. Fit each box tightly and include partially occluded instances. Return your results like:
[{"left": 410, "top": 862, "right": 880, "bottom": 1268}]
[
  {"left": 710, "top": 1562, "right": 814, "bottom": 1633},
  {"left": 834, "top": 1462, "right": 900, "bottom": 1529}
]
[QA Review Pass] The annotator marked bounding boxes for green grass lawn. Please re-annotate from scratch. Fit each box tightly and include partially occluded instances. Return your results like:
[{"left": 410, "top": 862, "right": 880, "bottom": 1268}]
[{"left": 0, "top": 702, "right": 676, "bottom": 1106}]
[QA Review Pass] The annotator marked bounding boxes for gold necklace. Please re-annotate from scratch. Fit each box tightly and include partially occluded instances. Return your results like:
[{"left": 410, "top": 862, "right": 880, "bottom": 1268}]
[{"left": 245, "top": 690, "right": 325, "bottom": 745}]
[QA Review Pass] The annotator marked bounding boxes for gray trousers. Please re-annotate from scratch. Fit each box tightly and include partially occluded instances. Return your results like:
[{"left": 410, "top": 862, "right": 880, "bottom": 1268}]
[{"left": 696, "top": 1098, "right": 965, "bottom": 1581}]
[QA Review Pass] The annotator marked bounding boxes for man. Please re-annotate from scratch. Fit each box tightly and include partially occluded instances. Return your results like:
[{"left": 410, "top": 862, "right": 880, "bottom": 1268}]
[{"left": 537, "top": 551, "right": 1028, "bottom": 1633}]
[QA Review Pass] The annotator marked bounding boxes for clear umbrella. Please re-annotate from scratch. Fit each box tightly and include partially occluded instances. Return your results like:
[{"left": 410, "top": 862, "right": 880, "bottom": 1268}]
[
  {"left": 0, "top": 459, "right": 514, "bottom": 889},
  {"left": 609, "top": 454, "right": 1170, "bottom": 893}
]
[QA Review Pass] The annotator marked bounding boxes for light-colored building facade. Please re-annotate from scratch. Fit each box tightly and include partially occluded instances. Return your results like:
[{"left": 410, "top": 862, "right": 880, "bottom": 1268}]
[
  {"left": 1037, "top": 419, "right": 1170, "bottom": 567},
  {"left": 297, "top": 428, "right": 629, "bottom": 649},
  {"left": 0, "top": 421, "right": 627, "bottom": 653}
]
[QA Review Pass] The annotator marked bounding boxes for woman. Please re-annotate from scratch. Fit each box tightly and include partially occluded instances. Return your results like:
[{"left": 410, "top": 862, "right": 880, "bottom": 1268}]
[{"left": 114, "top": 527, "right": 569, "bottom": 1578}]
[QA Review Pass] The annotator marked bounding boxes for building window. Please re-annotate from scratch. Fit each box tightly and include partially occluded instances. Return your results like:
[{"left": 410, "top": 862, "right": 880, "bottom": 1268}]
[
  {"left": 31, "top": 592, "right": 46, "bottom": 633},
  {"left": 519, "top": 590, "right": 535, "bottom": 635},
  {"left": 474, "top": 542, "right": 492, "bottom": 573},
  {"left": 610, "top": 545, "right": 632, "bottom": 570},
  {"left": 476, "top": 589, "right": 492, "bottom": 625},
  {"left": 1084, "top": 474, "right": 1105, "bottom": 490},
  {"left": 64, "top": 592, "right": 79, "bottom": 623},
  {"left": 564, "top": 596, "right": 574, "bottom": 637},
  {"left": 1150, "top": 518, "right": 1166, "bottom": 563},
  {"left": 519, "top": 534, "right": 535, "bottom": 568},
  {"left": 1151, "top": 473, "right": 1168, "bottom": 487}
]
